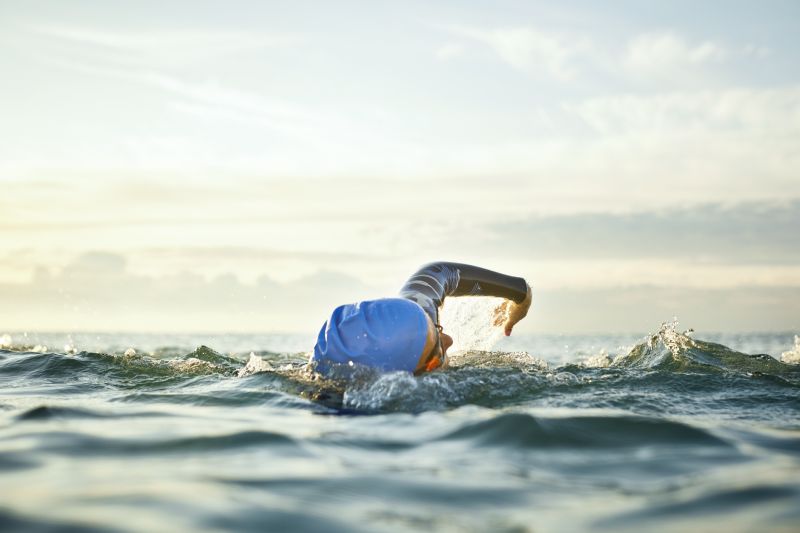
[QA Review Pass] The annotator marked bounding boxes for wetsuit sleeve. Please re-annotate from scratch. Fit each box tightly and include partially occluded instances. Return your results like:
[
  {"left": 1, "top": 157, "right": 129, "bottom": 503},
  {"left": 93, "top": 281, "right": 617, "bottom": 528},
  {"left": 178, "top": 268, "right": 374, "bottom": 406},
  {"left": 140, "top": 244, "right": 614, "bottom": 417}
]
[{"left": 398, "top": 262, "right": 529, "bottom": 323}]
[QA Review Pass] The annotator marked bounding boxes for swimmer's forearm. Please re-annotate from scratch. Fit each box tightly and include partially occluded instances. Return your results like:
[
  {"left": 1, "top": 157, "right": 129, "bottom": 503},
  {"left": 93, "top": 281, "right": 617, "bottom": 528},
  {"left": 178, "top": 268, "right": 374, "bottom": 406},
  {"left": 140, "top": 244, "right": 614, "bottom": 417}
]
[
  {"left": 446, "top": 262, "right": 529, "bottom": 303},
  {"left": 399, "top": 262, "right": 530, "bottom": 322}
]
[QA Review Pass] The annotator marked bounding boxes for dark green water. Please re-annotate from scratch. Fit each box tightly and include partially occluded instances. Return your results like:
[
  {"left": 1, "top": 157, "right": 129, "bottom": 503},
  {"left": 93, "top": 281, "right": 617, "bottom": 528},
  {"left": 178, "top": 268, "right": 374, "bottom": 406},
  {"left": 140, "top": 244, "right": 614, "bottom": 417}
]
[{"left": 1, "top": 324, "right": 798, "bottom": 532}]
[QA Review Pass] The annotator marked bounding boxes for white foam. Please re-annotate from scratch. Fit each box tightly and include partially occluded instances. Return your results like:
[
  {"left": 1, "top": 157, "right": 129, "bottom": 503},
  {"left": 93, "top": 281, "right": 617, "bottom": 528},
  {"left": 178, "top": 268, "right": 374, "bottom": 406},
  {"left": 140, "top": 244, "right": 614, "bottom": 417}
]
[
  {"left": 342, "top": 370, "right": 457, "bottom": 411},
  {"left": 237, "top": 352, "right": 275, "bottom": 377},
  {"left": 546, "top": 372, "right": 580, "bottom": 385},
  {"left": 781, "top": 335, "right": 800, "bottom": 365},
  {"left": 63, "top": 339, "right": 78, "bottom": 355},
  {"left": 584, "top": 350, "right": 613, "bottom": 368},
  {"left": 170, "top": 357, "right": 220, "bottom": 373}
]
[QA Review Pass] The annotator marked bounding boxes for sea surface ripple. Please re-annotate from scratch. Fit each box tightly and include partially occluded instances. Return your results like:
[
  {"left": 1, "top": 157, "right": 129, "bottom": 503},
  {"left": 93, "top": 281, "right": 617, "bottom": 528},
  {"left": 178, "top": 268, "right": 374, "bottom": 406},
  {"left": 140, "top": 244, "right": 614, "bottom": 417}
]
[{"left": 0, "top": 324, "right": 798, "bottom": 532}]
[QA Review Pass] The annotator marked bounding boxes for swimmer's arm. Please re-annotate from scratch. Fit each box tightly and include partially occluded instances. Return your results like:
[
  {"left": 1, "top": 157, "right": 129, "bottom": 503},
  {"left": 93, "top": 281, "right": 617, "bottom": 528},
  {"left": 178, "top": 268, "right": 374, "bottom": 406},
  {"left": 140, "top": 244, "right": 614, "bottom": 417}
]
[
  {"left": 446, "top": 262, "right": 531, "bottom": 335},
  {"left": 446, "top": 263, "right": 528, "bottom": 303},
  {"left": 399, "top": 262, "right": 531, "bottom": 328}
]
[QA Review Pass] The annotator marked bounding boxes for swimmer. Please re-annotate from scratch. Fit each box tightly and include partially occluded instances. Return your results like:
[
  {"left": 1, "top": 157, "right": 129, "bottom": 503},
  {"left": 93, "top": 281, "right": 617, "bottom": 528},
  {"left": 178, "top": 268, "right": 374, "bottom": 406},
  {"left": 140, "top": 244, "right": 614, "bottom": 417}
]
[{"left": 310, "top": 262, "right": 532, "bottom": 377}]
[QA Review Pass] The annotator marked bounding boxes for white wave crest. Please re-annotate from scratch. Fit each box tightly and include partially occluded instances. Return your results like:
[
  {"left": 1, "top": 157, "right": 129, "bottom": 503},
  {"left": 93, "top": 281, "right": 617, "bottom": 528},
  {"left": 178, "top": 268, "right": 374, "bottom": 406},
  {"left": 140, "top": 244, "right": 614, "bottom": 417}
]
[
  {"left": 342, "top": 371, "right": 457, "bottom": 411},
  {"left": 237, "top": 352, "right": 275, "bottom": 377},
  {"left": 781, "top": 335, "right": 800, "bottom": 365},
  {"left": 583, "top": 350, "right": 614, "bottom": 368}
]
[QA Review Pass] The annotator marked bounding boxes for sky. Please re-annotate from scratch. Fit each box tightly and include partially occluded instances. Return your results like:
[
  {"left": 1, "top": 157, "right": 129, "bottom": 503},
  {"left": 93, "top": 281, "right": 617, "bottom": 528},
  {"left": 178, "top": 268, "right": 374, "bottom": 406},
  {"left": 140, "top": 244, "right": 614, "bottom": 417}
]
[{"left": 1, "top": 0, "right": 798, "bottom": 334}]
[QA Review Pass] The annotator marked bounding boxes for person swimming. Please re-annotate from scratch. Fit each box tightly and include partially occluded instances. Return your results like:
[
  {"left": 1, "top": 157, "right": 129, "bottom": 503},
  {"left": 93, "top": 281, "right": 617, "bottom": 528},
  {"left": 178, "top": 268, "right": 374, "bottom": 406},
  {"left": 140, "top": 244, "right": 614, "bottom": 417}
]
[{"left": 309, "top": 262, "right": 532, "bottom": 377}]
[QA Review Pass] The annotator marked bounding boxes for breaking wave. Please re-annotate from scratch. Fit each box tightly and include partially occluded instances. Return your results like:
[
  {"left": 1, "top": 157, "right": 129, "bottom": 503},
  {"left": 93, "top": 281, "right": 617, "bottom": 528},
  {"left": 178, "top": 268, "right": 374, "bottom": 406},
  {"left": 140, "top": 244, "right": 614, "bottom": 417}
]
[{"left": 4, "top": 321, "right": 795, "bottom": 416}]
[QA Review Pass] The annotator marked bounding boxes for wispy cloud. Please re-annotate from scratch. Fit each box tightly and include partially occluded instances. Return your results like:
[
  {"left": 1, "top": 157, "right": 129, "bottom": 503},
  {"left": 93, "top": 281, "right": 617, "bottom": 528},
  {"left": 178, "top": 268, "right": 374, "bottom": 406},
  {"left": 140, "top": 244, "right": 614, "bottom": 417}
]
[
  {"left": 435, "top": 42, "right": 465, "bottom": 61},
  {"left": 29, "top": 53, "right": 322, "bottom": 136},
  {"left": 437, "top": 23, "right": 771, "bottom": 88},
  {"left": 623, "top": 30, "right": 732, "bottom": 82},
  {"left": 627, "top": 31, "right": 727, "bottom": 68},
  {"left": 28, "top": 23, "right": 300, "bottom": 65},
  {"left": 441, "top": 25, "right": 590, "bottom": 80},
  {"left": 743, "top": 43, "right": 771, "bottom": 59},
  {"left": 17, "top": 21, "right": 324, "bottom": 133},
  {"left": 134, "top": 71, "right": 326, "bottom": 141},
  {"left": 17, "top": 27, "right": 347, "bottom": 161},
  {"left": 565, "top": 86, "right": 800, "bottom": 135}
]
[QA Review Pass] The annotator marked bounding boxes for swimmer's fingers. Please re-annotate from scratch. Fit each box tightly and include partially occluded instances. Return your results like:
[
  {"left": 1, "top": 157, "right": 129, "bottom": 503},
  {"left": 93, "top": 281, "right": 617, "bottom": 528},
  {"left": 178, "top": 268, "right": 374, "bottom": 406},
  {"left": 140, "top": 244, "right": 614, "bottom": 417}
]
[
  {"left": 492, "top": 301, "right": 510, "bottom": 327},
  {"left": 503, "top": 284, "right": 533, "bottom": 336}
]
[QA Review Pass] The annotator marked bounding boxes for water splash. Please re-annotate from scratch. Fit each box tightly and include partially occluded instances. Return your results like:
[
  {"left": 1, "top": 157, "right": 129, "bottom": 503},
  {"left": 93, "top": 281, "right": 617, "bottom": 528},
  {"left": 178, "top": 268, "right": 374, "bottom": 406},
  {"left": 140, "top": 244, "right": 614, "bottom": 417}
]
[
  {"left": 782, "top": 335, "right": 800, "bottom": 365},
  {"left": 238, "top": 352, "right": 275, "bottom": 377},
  {"left": 63, "top": 336, "right": 78, "bottom": 355},
  {"left": 342, "top": 370, "right": 476, "bottom": 412},
  {"left": 583, "top": 349, "right": 614, "bottom": 368},
  {"left": 448, "top": 350, "right": 548, "bottom": 371},
  {"left": 439, "top": 296, "right": 506, "bottom": 352}
]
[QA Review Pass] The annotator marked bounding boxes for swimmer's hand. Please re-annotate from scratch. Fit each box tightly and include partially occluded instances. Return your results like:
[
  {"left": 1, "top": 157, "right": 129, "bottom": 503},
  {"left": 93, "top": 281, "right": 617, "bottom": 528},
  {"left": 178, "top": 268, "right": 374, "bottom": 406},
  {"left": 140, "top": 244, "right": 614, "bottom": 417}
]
[{"left": 492, "top": 284, "right": 532, "bottom": 336}]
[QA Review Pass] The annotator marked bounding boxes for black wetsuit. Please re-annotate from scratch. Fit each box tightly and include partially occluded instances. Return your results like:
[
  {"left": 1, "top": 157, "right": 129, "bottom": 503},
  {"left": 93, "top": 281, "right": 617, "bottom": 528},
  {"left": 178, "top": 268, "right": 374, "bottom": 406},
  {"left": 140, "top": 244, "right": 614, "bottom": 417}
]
[{"left": 399, "top": 262, "right": 529, "bottom": 324}]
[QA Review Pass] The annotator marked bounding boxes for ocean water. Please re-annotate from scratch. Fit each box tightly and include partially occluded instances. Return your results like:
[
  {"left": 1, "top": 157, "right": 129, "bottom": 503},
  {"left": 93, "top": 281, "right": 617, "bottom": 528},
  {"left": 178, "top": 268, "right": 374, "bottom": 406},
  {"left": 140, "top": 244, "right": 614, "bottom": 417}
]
[{"left": 1, "top": 319, "right": 799, "bottom": 532}]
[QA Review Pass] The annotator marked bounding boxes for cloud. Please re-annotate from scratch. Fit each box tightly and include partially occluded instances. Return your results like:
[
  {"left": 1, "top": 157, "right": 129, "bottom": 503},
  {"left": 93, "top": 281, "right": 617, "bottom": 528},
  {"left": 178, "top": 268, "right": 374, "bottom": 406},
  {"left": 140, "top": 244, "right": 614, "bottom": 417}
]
[
  {"left": 35, "top": 57, "right": 323, "bottom": 139},
  {"left": 137, "top": 72, "right": 315, "bottom": 123},
  {"left": 15, "top": 21, "right": 328, "bottom": 148},
  {"left": 743, "top": 43, "right": 771, "bottom": 59},
  {"left": 439, "top": 26, "right": 742, "bottom": 84},
  {"left": 28, "top": 23, "right": 300, "bottom": 65},
  {"left": 566, "top": 86, "right": 800, "bottom": 135},
  {"left": 435, "top": 42, "right": 465, "bottom": 61},
  {"left": 15, "top": 24, "right": 396, "bottom": 176},
  {"left": 531, "top": 285, "right": 800, "bottom": 334},
  {"left": 442, "top": 25, "right": 589, "bottom": 80},
  {"left": 486, "top": 200, "right": 800, "bottom": 265},
  {"left": 61, "top": 251, "right": 127, "bottom": 278},
  {"left": 429, "top": 200, "right": 800, "bottom": 291},
  {"left": 2, "top": 251, "right": 798, "bottom": 334},
  {"left": 141, "top": 247, "right": 371, "bottom": 263},
  {"left": 625, "top": 31, "right": 727, "bottom": 79},
  {"left": 1, "top": 252, "right": 375, "bottom": 333},
  {"left": 628, "top": 31, "right": 727, "bottom": 65}
]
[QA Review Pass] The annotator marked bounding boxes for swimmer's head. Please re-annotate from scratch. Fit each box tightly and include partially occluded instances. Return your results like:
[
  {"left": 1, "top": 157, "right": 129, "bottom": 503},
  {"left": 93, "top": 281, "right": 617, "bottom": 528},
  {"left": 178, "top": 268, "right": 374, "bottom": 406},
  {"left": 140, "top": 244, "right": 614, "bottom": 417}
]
[
  {"left": 310, "top": 298, "right": 430, "bottom": 376},
  {"left": 414, "top": 319, "right": 453, "bottom": 374}
]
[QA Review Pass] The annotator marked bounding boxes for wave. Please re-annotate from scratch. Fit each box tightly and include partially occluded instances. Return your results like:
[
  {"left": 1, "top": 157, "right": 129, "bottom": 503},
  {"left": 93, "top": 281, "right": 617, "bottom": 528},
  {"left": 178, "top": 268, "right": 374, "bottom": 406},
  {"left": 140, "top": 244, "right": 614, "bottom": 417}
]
[
  {"left": 2, "top": 322, "right": 798, "bottom": 415},
  {"left": 0, "top": 346, "right": 240, "bottom": 395},
  {"left": 438, "top": 412, "right": 731, "bottom": 449},
  {"left": 8, "top": 429, "right": 301, "bottom": 458},
  {"left": 325, "top": 323, "right": 795, "bottom": 412},
  {"left": 612, "top": 321, "right": 795, "bottom": 374}
]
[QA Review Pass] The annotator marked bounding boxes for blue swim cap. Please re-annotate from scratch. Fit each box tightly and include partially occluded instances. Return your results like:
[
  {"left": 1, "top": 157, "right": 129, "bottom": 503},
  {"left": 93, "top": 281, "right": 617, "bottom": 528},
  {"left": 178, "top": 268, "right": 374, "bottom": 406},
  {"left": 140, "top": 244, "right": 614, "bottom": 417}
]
[{"left": 310, "top": 298, "right": 429, "bottom": 376}]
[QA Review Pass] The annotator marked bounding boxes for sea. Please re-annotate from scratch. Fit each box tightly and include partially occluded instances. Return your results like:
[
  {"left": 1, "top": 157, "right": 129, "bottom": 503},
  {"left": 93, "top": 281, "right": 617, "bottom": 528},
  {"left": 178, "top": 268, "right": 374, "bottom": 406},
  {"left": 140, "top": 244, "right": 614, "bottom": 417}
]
[{"left": 1, "top": 303, "right": 799, "bottom": 532}]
